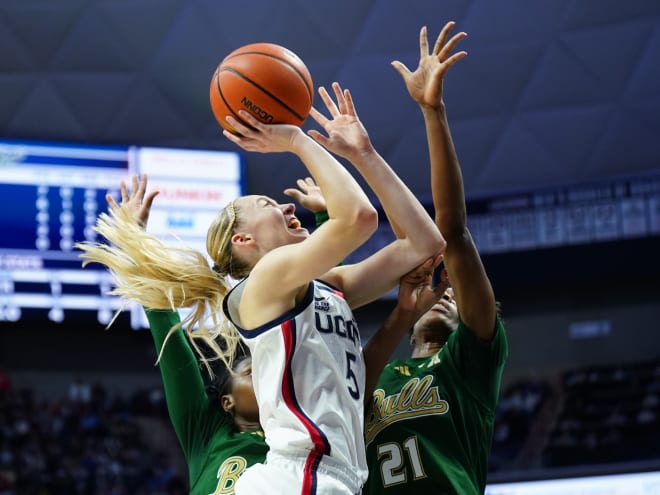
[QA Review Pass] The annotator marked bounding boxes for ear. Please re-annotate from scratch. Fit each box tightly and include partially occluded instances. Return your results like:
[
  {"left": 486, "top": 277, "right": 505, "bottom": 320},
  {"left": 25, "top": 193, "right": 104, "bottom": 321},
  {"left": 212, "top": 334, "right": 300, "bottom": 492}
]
[
  {"left": 231, "top": 232, "right": 254, "bottom": 246},
  {"left": 221, "top": 394, "right": 234, "bottom": 414}
]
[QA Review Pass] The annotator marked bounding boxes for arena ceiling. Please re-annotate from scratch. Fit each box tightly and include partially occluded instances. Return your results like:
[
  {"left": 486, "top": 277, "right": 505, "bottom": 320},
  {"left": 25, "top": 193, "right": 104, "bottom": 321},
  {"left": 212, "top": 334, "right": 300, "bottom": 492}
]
[{"left": 1, "top": 0, "right": 659, "bottom": 205}]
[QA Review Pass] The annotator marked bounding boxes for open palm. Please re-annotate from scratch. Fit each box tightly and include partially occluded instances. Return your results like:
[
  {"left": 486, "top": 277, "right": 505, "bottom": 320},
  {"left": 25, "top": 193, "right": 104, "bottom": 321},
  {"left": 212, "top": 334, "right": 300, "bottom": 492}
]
[{"left": 392, "top": 22, "right": 468, "bottom": 109}]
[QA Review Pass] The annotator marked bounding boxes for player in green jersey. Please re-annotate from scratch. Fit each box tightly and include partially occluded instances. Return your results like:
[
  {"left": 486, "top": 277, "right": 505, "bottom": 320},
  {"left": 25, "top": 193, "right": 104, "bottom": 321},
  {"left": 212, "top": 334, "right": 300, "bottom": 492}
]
[
  {"left": 145, "top": 309, "right": 266, "bottom": 495},
  {"left": 96, "top": 175, "right": 268, "bottom": 495},
  {"left": 363, "top": 21, "right": 509, "bottom": 495}
]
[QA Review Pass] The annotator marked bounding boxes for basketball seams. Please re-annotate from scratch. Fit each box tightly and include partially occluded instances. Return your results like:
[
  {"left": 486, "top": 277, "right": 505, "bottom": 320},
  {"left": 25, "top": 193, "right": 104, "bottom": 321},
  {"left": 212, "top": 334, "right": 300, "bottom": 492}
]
[
  {"left": 218, "top": 67, "right": 307, "bottom": 123},
  {"left": 223, "top": 51, "right": 313, "bottom": 101},
  {"left": 212, "top": 71, "right": 253, "bottom": 133},
  {"left": 210, "top": 42, "right": 313, "bottom": 133}
]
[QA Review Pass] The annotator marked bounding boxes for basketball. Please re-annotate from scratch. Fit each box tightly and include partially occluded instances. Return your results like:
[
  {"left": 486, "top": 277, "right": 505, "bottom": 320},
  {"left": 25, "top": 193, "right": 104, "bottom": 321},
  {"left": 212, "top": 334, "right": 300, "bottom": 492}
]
[{"left": 209, "top": 43, "right": 314, "bottom": 134}]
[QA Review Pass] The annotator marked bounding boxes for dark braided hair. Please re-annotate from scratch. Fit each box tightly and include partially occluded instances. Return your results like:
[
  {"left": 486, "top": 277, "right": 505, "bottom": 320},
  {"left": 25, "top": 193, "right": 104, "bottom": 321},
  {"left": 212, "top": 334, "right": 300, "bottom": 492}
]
[{"left": 205, "top": 344, "right": 251, "bottom": 409}]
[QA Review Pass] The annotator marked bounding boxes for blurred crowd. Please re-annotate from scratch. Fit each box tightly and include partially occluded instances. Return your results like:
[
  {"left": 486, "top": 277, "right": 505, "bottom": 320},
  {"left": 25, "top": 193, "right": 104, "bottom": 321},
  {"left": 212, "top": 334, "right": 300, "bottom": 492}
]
[
  {"left": 543, "top": 358, "right": 660, "bottom": 467},
  {"left": 1, "top": 357, "right": 659, "bottom": 494},
  {"left": 0, "top": 370, "right": 186, "bottom": 495}
]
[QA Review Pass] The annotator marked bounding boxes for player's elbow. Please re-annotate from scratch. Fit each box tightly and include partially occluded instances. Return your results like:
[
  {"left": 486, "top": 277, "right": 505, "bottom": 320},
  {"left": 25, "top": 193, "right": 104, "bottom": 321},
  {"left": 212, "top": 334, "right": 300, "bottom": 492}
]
[
  {"left": 352, "top": 204, "right": 378, "bottom": 241},
  {"left": 420, "top": 228, "right": 446, "bottom": 260}
]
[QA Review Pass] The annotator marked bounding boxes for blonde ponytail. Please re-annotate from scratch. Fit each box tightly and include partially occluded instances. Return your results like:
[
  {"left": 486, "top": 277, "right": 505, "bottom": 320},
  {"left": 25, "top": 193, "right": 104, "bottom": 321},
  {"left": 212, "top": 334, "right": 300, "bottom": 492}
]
[{"left": 76, "top": 203, "right": 242, "bottom": 374}]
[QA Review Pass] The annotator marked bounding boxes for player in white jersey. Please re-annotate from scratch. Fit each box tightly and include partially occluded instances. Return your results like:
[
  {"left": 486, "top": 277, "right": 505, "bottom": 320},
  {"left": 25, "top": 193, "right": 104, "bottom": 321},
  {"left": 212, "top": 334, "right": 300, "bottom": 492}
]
[
  {"left": 224, "top": 278, "right": 366, "bottom": 494},
  {"left": 79, "top": 80, "right": 445, "bottom": 495},
  {"left": 211, "top": 83, "right": 444, "bottom": 495}
]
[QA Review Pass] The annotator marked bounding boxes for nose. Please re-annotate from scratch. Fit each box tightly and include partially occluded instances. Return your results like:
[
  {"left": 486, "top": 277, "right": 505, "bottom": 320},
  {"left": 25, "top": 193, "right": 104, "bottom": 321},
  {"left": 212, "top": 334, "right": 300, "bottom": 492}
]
[{"left": 281, "top": 202, "right": 295, "bottom": 214}]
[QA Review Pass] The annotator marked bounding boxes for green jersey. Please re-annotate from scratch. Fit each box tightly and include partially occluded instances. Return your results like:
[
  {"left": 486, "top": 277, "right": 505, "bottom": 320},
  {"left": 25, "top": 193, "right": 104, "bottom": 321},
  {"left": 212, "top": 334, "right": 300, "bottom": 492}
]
[
  {"left": 363, "top": 317, "right": 508, "bottom": 495},
  {"left": 145, "top": 310, "right": 268, "bottom": 495}
]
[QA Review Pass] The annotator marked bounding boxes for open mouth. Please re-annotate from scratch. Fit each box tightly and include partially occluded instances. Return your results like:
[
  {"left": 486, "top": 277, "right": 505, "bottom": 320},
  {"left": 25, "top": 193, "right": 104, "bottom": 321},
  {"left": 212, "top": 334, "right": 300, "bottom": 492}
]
[{"left": 288, "top": 218, "right": 302, "bottom": 229}]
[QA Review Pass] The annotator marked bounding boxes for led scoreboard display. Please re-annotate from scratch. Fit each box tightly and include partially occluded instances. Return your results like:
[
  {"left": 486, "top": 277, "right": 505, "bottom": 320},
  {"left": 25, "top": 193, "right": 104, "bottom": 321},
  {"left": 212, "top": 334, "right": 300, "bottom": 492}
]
[
  {"left": 0, "top": 139, "right": 243, "bottom": 327},
  {"left": 0, "top": 139, "right": 129, "bottom": 324}
]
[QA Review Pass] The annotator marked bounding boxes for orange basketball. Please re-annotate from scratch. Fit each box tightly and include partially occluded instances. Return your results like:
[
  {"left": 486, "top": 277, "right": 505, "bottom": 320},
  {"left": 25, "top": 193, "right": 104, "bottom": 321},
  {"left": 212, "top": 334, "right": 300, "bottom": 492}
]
[{"left": 210, "top": 43, "right": 314, "bottom": 134}]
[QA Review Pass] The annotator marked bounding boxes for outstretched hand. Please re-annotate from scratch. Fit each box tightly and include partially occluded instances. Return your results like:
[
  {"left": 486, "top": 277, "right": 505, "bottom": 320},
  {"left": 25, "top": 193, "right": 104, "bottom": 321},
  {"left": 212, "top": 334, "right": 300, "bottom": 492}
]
[
  {"left": 283, "top": 177, "right": 327, "bottom": 214},
  {"left": 307, "top": 82, "right": 374, "bottom": 162},
  {"left": 397, "top": 253, "right": 449, "bottom": 320},
  {"left": 106, "top": 174, "right": 159, "bottom": 229},
  {"left": 222, "top": 110, "right": 304, "bottom": 154},
  {"left": 392, "top": 21, "right": 468, "bottom": 110}
]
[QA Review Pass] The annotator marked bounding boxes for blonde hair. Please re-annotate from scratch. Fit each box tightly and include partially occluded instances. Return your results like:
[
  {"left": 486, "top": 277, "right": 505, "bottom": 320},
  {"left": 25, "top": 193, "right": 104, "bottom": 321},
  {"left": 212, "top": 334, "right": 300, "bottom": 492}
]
[
  {"left": 76, "top": 201, "right": 247, "bottom": 375},
  {"left": 206, "top": 200, "right": 250, "bottom": 279}
]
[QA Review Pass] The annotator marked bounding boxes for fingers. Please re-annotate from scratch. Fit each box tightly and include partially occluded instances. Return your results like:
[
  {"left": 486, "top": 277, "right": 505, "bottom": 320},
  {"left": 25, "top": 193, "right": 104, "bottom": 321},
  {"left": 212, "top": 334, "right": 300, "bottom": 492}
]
[
  {"left": 295, "top": 177, "right": 316, "bottom": 192},
  {"left": 391, "top": 60, "right": 411, "bottom": 78},
  {"left": 142, "top": 189, "right": 159, "bottom": 211},
  {"left": 425, "top": 21, "right": 467, "bottom": 70},
  {"left": 130, "top": 174, "right": 140, "bottom": 197},
  {"left": 439, "top": 32, "right": 468, "bottom": 63},
  {"left": 309, "top": 107, "right": 329, "bottom": 128},
  {"left": 120, "top": 180, "right": 129, "bottom": 203},
  {"left": 283, "top": 178, "right": 313, "bottom": 201},
  {"left": 224, "top": 112, "right": 259, "bottom": 138},
  {"left": 402, "top": 256, "right": 436, "bottom": 284},
  {"left": 222, "top": 128, "right": 244, "bottom": 146},
  {"left": 433, "top": 21, "right": 455, "bottom": 56},
  {"left": 318, "top": 86, "right": 340, "bottom": 118},
  {"left": 222, "top": 113, "right": 262, "bottom": 149},
  {"left": 282, "top": 188, "right": 302, "bottom": 202},
  {"left": 120, "top": 174, "right": 143, "bottom": 204},
  {"left": 116, "top": 174, "right": 158, "bottom": 208},
  {"left": 106, "top": 193, "right": 118, "bottom": 211},
  {"left": 419, "top": 25, "right": 429, "bottom": 58},
  {"left": 418, "top": 256, "right": 436, "bottom": 274},
  {"left": 316, "top": 83, "right": 354, "bottom": 119},
  {"left": 235, "top": 109, "right": 264, "bottom": 130},
  {"left": 135, "top": 173, "right": 147, "bottom": 199},
  {"left": 342, "top": 87, "right": 358, "bottom": 118},
  {"left": 307, "top": 129, "right": 329, "bottom": 148},
  {"left": 443, "top": 50, "right": 468, "bottom": 70},
  {"left": 331, "top": 82, "right": 349, "bottom": 116}
]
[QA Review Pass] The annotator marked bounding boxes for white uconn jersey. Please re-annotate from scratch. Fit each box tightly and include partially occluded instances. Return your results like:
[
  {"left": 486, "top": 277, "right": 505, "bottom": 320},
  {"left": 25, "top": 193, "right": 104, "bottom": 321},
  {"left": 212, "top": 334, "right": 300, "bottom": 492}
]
[{"left": 223, "top": 278, "right": 368, "bottom": 492}]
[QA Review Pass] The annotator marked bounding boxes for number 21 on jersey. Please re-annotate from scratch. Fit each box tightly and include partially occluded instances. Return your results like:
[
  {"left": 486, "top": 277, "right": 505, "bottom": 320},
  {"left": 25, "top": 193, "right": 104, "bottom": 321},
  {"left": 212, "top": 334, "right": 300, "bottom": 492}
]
[{"left": 377, "top": 436, "right": 427, "bottom": 486}]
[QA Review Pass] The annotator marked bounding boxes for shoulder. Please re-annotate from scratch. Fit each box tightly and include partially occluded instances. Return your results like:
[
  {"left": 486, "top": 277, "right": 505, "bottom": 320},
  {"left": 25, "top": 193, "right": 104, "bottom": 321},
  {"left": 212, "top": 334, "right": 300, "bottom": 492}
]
[
  {"left": 444, "top": 316, "right": 509, "bottom": 371},
  {"left": 223, "top": 277, "right": 247, "bottom": 324},
  {"left": 454, "top": 315, "right": 507, "bottom": 348}
]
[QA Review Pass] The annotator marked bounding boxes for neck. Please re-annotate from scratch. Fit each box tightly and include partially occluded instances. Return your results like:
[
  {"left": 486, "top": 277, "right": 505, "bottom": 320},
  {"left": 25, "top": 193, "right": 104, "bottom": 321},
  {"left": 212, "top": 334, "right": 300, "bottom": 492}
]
[{"left": 234, "top": 416, "right": 261, "bottom": 432}]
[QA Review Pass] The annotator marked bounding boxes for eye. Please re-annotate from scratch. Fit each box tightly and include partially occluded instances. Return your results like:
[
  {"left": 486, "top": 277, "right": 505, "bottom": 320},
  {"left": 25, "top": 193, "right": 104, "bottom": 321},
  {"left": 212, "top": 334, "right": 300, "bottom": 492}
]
[{"left": 258, "top": 197, "right": 278, "bottom": 208}]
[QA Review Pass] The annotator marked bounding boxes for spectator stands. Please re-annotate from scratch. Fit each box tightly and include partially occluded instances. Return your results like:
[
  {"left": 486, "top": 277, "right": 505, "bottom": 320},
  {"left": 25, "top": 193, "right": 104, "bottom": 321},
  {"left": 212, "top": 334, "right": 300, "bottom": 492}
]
[
  {"left": 0, "top": 378, "right": 186, "bottom": 495},
  {"left": 1, "top": 358, "right": 659, "bottom": 493},
  {"left": 543, "top": 358, "right": 660, "bottom": 468}
]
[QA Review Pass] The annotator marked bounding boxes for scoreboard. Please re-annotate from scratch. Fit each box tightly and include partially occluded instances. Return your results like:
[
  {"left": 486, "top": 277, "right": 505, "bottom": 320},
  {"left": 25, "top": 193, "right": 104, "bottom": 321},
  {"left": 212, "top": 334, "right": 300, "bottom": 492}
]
[{"left": 0, "top": 139, "right": 243, "bottom": 326}]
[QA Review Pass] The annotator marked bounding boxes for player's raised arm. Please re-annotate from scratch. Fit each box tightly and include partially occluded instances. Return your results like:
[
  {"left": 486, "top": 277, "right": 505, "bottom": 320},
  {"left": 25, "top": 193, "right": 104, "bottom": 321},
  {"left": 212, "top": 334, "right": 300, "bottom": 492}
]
[
  {"left": 309, "top": 83, "right": 445, "bottom": 308},
  {"left": 393, "top": 22, "right": 496, "bottom": 340}
]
